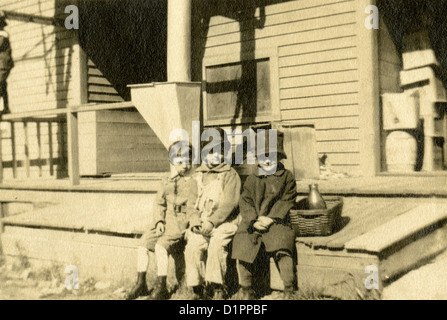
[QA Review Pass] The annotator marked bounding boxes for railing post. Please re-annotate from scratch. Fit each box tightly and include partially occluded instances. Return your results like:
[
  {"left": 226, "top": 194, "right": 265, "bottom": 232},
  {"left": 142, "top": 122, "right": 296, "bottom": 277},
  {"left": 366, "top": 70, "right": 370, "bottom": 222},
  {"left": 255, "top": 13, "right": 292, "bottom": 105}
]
[
  {"left": 0, "top": 126, "right": 3, "bottom": 184},
  {"left": 11, "top": 122, "right": 16, "bottom": 178},
  {"left": 24, "top": 121, "right": 30, "bottom": 178},
  {"left": 48, "top": 121, "right": 54, "bottom": 176},
  {"left": 67, "top": 110, "right": 80, "bottom": 185}
]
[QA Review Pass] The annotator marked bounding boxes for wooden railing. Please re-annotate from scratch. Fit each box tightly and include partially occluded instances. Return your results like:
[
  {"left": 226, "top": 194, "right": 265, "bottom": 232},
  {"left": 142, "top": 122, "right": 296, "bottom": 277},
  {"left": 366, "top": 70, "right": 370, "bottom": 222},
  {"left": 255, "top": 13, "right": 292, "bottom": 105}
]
[{"left": 0, "top": 101, "right": 135, "bottom": 186}]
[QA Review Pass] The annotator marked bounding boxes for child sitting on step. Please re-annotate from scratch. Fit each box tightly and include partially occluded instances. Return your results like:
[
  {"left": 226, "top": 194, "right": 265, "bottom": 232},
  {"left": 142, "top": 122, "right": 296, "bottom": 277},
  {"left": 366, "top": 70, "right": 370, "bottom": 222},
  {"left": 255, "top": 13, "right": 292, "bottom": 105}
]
[
  {"left": 231, "top": 130, "right": 298, "bottom": 299},
  {"left": 184, "top": 128, "right": 241, "bottom": 300},
  {"left": 126, "top": 141, "right": 198, "bottom": 300}
]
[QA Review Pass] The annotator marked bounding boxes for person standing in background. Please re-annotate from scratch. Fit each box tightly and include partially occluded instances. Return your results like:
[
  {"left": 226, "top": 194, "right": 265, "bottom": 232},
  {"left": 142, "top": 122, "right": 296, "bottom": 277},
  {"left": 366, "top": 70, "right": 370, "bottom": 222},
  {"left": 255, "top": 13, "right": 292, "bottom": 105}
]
[{"left": 0, "top": 11, "right": 13, "bottom": 116}]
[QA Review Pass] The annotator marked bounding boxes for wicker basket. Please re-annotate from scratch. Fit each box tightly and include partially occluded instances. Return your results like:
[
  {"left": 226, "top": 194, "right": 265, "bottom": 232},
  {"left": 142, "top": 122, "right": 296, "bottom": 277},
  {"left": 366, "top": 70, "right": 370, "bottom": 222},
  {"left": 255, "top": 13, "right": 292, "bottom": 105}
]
[{"left": 290, "top": 196, "right": 344, "bottom": 237}]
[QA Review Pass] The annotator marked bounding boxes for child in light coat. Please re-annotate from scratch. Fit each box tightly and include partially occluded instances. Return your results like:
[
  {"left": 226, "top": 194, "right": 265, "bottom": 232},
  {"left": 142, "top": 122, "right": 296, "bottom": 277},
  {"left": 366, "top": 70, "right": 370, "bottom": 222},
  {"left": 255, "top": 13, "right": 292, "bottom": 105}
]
[
  {"left": 184, "top": 129, "right": 241, "bottom": 300},
  {"left": 126, "top": 141, "right": 198, "bottom": 300}
]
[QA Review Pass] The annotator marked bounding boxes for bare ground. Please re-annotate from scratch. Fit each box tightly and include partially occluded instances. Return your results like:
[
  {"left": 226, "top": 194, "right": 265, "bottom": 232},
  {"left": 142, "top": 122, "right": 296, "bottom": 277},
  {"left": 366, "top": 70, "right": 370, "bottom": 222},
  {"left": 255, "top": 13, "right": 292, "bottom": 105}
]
[{"left": 3, "top": 250, "right": 447, "bottom": 300}]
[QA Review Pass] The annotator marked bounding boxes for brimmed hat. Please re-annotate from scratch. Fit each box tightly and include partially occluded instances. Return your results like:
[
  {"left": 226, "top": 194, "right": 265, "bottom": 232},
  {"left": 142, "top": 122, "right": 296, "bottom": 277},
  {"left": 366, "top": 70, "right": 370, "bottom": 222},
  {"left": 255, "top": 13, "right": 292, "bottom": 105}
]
[
  {"left": 256, "top": 129, "right": 287, "bottom": 159},
  {"left": 202, "top": 127, "right": 232, "bottom": 156}
]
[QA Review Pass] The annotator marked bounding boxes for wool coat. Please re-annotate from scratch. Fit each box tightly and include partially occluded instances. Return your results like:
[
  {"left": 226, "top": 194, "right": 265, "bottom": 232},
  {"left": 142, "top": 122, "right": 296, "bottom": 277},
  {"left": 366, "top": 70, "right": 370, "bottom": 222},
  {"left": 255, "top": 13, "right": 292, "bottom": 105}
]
[
  {"left": 189, "top": 163, "right": 241, "bottom": 228},
  {"left": 152, "top": 173, "right": 199, "bottom": 239},
  {"left": 231, "top": 163, "right": 297, "bottom": 264}
]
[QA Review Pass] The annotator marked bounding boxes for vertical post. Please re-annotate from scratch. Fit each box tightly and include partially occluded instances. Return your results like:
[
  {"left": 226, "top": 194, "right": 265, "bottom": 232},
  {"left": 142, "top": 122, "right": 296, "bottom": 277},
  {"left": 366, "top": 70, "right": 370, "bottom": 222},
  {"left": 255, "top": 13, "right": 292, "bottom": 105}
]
[
  {"left": 0, "top": 126, "right": 3, "bottom": 184},
  {"left": 167, "top": 0, "right": 192, "bottom": 82},
  {"left": 0, "top": 126, "right": 3, "bottom": 235},
  {"left": 10, "top": 122, "right": 16, "bottom": 178},
  {"left": 24, "top": 121, "right": 30, "bottom": 178},
  {"left": 37, "top": 122, "right": 42, "bottom": 177},
  {"left": 48, "top": 121, "right": 54, "bottom": 176},
  {"left": 357, "top": 0, "right": 380, "bottom": 176},
  {"left": 423, "top": 115, "right": 434, "bottom": 171},
  {"left": 444, "top": 112, "right": 447, "bottom": 169},
  {"left": 0, "top": 202, "right": 7, "bottom": 234},
  {"left": 70, "top": 24, "right": 87, "bottom": 181},
  {"left": 67, "top": 111, "right": 80, "bottom": 185}
]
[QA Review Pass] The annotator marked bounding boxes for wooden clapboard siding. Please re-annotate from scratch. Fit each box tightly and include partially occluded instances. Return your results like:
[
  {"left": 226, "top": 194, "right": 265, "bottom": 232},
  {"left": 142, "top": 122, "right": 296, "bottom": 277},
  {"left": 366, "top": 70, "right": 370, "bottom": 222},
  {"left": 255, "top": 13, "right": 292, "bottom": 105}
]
[
  {"left": 0, "top": 0, "right": 73, "bottom": 179},
  {"left": 78, "top": 111, "right": 98, "bottom": 176},
  {"left": 87, "top": 59, "right": 123, "bottom": 104},
  {"left": 1, "top": 0, "right": 77, "bottom": 115},
  {"left": 200, "top": 0, "right": 360, "bottom": 174},
  {"left": 96, "top": 112, "right": 168, "bottom": 174},
  {"left": 78, "top": 110, "right": 169, "bottom": 175}
]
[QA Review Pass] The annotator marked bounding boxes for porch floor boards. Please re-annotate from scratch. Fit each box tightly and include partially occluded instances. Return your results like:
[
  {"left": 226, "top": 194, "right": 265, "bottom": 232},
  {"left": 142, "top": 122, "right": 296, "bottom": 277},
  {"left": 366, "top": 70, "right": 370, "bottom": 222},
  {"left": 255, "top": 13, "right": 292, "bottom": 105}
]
[
  {"left": 0, "top": 173, "right": 445, "bottom": 197},
  {"left": 1, "top": 196, "right": 154, "bottom": 235},
  {"left": 295, "top": 197, "right": 447, "bottom": 250},
  {"left": 3, "top": 193, "right": 447, "bottom": 252},
  {"left": 1, "top": 174, "right": 446, "bottom": 243},
  {"left": 296, "top": 174, "right": 447, "bottom": 197}
]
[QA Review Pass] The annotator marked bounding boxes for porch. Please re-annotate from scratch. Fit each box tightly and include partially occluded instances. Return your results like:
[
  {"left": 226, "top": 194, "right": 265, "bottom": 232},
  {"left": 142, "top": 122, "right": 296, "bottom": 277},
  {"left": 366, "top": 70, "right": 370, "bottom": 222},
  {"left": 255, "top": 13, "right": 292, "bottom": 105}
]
[{"left": 1, "top": 174, "right": 447, "bottom": 299}]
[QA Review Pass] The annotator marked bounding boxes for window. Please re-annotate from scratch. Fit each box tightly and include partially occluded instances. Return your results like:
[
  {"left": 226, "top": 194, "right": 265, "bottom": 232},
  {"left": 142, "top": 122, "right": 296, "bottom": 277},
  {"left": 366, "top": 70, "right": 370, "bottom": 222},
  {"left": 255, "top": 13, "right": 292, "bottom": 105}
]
[{"left": 205, "top": 58, "right": 271, "bottom": 121}]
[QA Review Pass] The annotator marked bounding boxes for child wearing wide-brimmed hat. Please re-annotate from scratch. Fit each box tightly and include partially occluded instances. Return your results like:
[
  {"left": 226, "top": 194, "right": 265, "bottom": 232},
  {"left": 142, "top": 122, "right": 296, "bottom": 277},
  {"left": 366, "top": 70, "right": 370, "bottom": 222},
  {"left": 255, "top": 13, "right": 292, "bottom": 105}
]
[
  {"left": 184, "top": 128, "right": 241, "bottom": 300},
  {"left": 231, "top": 130, "right": 298, "bottom": 299}
]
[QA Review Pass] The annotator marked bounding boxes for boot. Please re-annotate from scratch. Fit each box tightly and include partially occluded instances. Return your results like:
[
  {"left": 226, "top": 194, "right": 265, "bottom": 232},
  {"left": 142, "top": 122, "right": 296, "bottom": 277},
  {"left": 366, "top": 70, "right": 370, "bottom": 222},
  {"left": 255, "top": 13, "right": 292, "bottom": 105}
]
[
  {"left": 211, "top": 283, "right": 226, "bottom": 300},
  {"left": 125, "top": 272, "right": 150, "bottom": 300},
  {"left": 185, "top": 285, "right": 204, "bottom": 300},
  {"left": 282, "top": 286, "right": 295, "bottom": 300},
  {"left": 236, "top": 286, "right": 255, "bottom": 300},
  {"left": 151, "top": 276, "right": 169, "bottom": 300}
]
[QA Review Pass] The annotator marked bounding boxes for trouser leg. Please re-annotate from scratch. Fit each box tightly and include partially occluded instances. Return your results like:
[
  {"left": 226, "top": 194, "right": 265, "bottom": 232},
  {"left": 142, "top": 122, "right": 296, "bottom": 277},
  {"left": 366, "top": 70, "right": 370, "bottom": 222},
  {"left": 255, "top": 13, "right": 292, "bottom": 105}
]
[
  {"left": 185, "top": 231, "right": 209, "bottom": 287},
  {"left": 155, "top": 244, "right": 169, "bottom": 277},
  {"left": 275, "top": 250, "right": 294, "bottom": 289},
  {"left": 205, "top": 223, "right": 237, "bottom": 285},
  {"left": 126, "top": 246, "right": 151, "bottom": 300},
  {"left": 137, "top": 246, "right": 150, "bottom": 272},
  {"left": 236, "top": 260, "right": 254, "bottom": 288}
]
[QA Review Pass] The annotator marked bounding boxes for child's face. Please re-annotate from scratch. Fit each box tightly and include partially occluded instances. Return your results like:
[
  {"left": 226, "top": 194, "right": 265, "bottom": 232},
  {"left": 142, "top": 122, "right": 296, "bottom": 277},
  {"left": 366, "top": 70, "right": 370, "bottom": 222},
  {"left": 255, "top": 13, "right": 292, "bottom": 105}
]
[
  {"left": 204, "top": 151, "right": 224, "bottom": 168},
  {"left": 258, "top": 158, "right": 277, "bottom": 171},
  {"left": 171, "top": 156, "right": 191, "bottom": 176}
]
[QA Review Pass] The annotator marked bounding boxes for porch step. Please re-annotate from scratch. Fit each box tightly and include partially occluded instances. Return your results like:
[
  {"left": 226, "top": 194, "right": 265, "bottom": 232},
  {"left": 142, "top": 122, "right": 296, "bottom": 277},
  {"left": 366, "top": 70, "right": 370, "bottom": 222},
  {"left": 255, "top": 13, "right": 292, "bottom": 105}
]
[
  {"left": 0, "top": 186, "right": 159, "bottom": 283},
  {"left": 279, "top": 202, "right": 447, "bottom": 299},
  {"left": 345, "top": 204, "right": 447, "bottom": 253},
  {"left": 1, "top": 191, "right": 156, "bottom": 235},
  {"left": 3, "top": 187, "right": 447, "bottom": 299}
]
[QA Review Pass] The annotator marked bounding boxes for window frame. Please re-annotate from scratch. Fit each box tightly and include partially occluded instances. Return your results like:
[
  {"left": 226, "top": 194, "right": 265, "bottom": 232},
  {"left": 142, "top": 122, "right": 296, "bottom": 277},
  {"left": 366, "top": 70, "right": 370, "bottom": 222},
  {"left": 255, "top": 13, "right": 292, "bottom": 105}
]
[{"left": 202, "top": 47, "right": 281, "bottom": 127}]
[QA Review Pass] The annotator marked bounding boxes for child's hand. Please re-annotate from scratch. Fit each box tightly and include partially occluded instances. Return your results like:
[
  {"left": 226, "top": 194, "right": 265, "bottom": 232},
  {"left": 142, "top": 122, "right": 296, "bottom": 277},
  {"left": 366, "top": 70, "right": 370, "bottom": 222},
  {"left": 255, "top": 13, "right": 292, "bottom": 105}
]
[
  {"left": 253, "top": 221, "right": 268, "bottom": 232},
  {"left": 257, "top": 216, "right": 275, "bottom": 228},
  {"left": 201, "top": 221, "right": 214, "bottom": 236},
  {"left": 156, "top": 222, "right": 165, "bottom": 236},
  {"left": 191, "top": 226, "right": 202, "bottom": 234}
]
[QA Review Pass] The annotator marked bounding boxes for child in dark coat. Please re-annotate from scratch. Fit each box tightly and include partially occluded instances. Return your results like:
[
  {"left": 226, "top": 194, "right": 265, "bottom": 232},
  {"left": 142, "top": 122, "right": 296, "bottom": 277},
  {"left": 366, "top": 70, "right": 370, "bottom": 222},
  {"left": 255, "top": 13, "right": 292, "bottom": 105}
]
[{"left": 231, "top": 130, "right": 297, "bottom": 299}]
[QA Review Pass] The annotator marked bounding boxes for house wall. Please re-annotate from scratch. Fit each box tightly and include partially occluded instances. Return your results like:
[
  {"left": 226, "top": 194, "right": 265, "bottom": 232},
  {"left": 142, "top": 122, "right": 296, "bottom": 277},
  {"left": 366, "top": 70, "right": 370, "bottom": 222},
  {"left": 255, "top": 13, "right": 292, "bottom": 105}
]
[
  {"left": 78, "top": 58, "right": 169, "bottom": 176},
  {"left": 79, "top": 110, "right": 169, "bottom": 175},
  {"left": 199, "top": 0, "right": 364, "bottom": 175},
  {"left": 0, "top": 0, "right": 74, "bottom": 179},
  {"left": 0, "top": 0, "right": 168, "bottom": 178}
]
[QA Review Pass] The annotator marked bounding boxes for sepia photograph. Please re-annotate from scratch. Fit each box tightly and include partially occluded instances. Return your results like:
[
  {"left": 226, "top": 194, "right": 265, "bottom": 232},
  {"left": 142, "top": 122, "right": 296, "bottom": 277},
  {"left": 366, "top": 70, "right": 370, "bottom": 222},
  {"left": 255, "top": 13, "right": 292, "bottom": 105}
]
[{"left": 0, "top": 0, "right": 446, "bottom": 304}]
